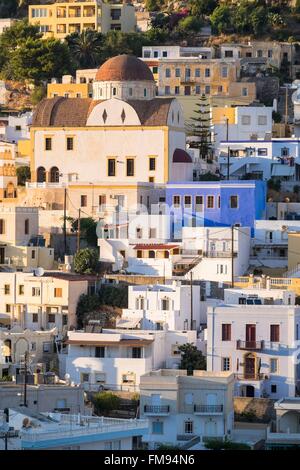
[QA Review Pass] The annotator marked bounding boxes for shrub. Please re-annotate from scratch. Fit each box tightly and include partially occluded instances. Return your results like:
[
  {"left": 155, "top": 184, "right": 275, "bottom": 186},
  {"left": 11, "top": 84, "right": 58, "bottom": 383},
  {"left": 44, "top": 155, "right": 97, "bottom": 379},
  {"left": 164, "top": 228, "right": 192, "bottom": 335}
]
[{"left": 93, "top": 392, "right": 121, "bottom": 413}]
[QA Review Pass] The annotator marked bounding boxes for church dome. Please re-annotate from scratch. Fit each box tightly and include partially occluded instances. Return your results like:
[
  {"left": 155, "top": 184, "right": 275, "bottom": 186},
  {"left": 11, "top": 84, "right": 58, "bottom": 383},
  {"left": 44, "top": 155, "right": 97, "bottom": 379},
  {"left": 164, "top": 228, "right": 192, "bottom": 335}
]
[{"left": 95, "top": 55, "right": 154, "bottom": 82}]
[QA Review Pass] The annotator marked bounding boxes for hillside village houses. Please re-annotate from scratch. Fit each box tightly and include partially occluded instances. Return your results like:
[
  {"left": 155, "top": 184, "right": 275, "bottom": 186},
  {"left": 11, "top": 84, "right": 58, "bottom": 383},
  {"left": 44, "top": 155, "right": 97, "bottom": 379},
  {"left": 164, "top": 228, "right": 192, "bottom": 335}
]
[
  {"left": 207, "top": 287, "right": 300, "bottom": 399},
  {"left": 3, "top": 33, "right": 300, "bottom": 448}
]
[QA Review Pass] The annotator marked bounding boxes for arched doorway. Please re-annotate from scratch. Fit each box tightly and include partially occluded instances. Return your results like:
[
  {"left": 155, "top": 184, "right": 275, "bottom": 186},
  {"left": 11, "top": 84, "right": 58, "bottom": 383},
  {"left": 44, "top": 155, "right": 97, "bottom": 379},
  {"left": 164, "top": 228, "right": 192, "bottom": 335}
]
[
  {"left": 3, "top": 339, "right": 12, "bottom": 363},
  {"left": 50, "top": 166, "right": 59, "bottom": 183},
  {"left": 244, "top": 352, "right": 256, "bottom": 379},
  {"left": 5, "top": 182, "right": 16, "bottom": 198},
  {"left": 37, "top": 166, "right": 46, "bottom": 183},
  {"left": 15, "top": 338, "right": 29, "bottom": 364}
]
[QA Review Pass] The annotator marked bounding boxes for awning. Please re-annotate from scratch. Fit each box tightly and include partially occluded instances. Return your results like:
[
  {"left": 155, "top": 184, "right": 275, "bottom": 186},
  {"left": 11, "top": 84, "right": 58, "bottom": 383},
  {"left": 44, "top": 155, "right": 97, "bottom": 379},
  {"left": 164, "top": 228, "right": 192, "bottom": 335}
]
[
  {"left": 271, "top": 165, "right": 294, "bottom": 177},
  {"left": 0, "top": 314, "right": 11, "bottom": 323},
  {"left": 133, "top": 244, "right": 180, "bottom": 250},
  {"left": 116, "top": 318, "right": 141, "bottom": 329}
]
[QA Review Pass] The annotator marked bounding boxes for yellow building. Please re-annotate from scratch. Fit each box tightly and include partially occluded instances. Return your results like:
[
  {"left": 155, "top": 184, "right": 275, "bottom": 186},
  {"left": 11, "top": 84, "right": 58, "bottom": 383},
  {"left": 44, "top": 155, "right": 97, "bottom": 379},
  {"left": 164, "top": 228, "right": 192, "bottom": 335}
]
[
  {"left": 288, "top": 232, "right": 300, "bottom": 272},
  {"left": 29, "top": 0, "right": 137, "bottom": 39},
  {"left": 211, "top": 107, "right": 236, "bottom": 126},
  {"left": 0, "top": 143, "right": 18, "bottom": 202},
  {"left": 47, "top": 81, "right": 91, "bottom": 99},
  {"left": 234, "top": 275, "right": 300, "bottom": 296}
]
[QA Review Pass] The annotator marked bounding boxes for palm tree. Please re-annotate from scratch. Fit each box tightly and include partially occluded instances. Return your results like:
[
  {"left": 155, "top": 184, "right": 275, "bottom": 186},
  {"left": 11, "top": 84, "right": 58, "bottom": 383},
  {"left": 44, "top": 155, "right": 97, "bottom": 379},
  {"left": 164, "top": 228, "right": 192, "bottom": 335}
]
[{"left": 66, "top": 29, "right": 103, "bottom": 69}]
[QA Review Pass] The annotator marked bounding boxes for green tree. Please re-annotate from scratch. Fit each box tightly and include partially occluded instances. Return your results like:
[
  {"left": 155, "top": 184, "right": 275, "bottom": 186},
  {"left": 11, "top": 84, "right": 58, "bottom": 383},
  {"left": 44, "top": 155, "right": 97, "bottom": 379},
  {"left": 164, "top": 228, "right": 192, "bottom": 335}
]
[
  {"left": 250, "top": 5, "right": 268, "bottom": 35},
  {"left": 71, "top": 217, "right": 97, "bottom": 247},
  {"left": 0, "top": 0, "right": 18, "bottom": 18},
  {"left": 74, "top": 248, "right": 98, "bottom": 274},
  {"left": 189, "top": 0, "right": 218, "bottom": 17},
  {"left": 1, "top": 36, "right": 72, "bottom": 85},
  {"left": 177, "top": 16, "right": 202, "bottom": 33},
  {"left": 145, "top": 0, "right": 164, "bottom": 12},
  {"left": 76, "top": 293, "right": 101, "bottom": 327},
  {"left": 16, "top": 166, "right": 31, "bottom": 186},
  {"left": 65, "top": 29, "right": 103, "bottom": 68},
  {"left": 31, "top": 84, "right": 47, "bottom": 105},
  {"left": 93, "top": 392, "right": 121, "bottom": 414},
  {"left": 204, "top": 438, "right": 251, "bottom": 450},
  {"left": 210, "top": 5, "right": 232, "bottom": 34},
  {"left": 98, "top": 285, "right": 128, "bottom": 308},
  {"left": 272, "top": 110, "right": 282, "bottom": 123},
  {"left": 178, "top": 343, "right": 206, "bottom": 374},
  {"left": 186, "top": 94, "right": 214, "bottom": 161}
]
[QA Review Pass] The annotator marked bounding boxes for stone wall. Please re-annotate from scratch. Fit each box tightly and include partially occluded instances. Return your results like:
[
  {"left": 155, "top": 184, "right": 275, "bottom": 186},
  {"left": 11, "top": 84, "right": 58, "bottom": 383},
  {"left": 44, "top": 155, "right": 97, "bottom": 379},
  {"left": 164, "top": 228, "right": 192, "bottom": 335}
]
[{"left": 234, "top": 397, "right": 276, "bottom": 423}]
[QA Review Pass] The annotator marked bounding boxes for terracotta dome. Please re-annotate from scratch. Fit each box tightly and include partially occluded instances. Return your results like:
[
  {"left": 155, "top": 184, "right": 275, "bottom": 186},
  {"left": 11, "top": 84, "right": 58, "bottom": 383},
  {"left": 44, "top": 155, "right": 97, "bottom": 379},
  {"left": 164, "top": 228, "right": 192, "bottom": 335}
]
[{"left": 95, "top": 55, "right": 154, "bottom": 82}]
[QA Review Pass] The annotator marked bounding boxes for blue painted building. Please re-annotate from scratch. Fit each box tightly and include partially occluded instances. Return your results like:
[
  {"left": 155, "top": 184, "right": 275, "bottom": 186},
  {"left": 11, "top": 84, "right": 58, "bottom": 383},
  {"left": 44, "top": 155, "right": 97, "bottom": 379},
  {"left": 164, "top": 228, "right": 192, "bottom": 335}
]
[{"left": 165, "top": 180, "right": 266, "bottom": 239}]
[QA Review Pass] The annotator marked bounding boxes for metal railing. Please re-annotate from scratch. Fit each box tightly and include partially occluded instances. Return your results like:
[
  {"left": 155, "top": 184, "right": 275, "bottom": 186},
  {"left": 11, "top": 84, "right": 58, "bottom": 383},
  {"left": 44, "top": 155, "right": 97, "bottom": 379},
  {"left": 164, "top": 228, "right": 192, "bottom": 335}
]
[
  {"left": 21, "top": 416, "right": 148, "bottom": 443},
  {"left": 144, "top": 405, "right": 170, "bottom": 414},
  {"left": 203, "top": 251, "right": 238, "bottom": 258},
  {"left": 194, "top": 404, "right": 223, "bottom": 413},
  {"left": 236, "top": 340, "right": 264, "bottom": 350},
  {"left": 235, "top": 373, "right": 265, "bottom": 381}
]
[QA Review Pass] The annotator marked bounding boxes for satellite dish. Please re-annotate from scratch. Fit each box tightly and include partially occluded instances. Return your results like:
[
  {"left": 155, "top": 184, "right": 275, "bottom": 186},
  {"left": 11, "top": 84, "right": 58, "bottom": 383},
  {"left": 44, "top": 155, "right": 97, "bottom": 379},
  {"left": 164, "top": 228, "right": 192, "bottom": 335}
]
[{"left": 34, "top": 267, "right": 45, "bottom": 277}]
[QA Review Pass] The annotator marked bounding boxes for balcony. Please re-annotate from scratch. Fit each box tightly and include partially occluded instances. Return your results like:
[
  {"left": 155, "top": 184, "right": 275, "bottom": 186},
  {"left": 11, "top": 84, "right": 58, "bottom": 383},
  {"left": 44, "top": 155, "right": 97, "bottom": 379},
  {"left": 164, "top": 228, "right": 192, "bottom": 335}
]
[
  {"left": 236, "top": 340, "right": 264, "bottom": 350},
  {"left": 235, "top": 373, "right": 266, "bottom": 381},
  {"left": 203, "top": 251, "right": 238, "bottom": 258},
  {"left": 144, "top": 405, "right": 170, "bottom": 416},
  {"left": 194, "top": 404, "right": 223, "bottom": 415}
]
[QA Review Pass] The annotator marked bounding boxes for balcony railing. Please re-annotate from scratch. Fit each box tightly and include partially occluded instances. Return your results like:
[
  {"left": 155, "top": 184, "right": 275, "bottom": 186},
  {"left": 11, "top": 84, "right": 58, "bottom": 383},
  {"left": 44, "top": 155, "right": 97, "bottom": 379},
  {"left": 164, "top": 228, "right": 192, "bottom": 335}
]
[
  {"left": 235, "top": 373, "right": 266, "bottom": 381},
  {"left": 203, "top": 251, "right": 238, "bottom": 258},
  {"left": 144, "top": 405, "right": 170, "bottom": 414},
  {"left": 236, "top": 340, "right": 264, "bottom": 350},
  {"left": 194, "top": 404, "right": 223, "bottom": 414}
]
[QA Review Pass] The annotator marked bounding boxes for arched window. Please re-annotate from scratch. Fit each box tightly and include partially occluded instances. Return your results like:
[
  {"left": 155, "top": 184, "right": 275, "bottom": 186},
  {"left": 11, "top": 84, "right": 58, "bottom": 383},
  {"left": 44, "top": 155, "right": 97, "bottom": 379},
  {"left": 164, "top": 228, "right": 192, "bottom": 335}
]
[
  {"left": 6, "top": 182, "right": 15, "bottom": 198},
  {"left": 113, "top": 87, "right": 117, "bottom": 96},
  {"left": 0, "top": 219, "right": 5, "bottom": 234},
  {"left": 37, "top": 166, "right": 46, "bottom": 183},
  {"left": 50, "top": 167, "right": 59, "bottom": 183},
  {"left": 149, "top": 250, "right": 155, "bottom": 258}
]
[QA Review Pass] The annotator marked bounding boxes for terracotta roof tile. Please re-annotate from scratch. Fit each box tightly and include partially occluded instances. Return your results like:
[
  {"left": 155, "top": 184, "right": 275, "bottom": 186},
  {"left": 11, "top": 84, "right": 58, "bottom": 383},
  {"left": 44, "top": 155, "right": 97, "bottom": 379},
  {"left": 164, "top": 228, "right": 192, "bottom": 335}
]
[{"left": 95, "top": 55, "right": 154, "bottom": 82}]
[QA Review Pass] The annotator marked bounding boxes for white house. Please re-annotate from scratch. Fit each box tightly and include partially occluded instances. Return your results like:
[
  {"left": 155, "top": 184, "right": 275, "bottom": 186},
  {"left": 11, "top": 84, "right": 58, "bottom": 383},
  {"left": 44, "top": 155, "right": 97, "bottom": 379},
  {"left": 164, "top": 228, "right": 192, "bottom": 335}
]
[
  {"left": 214, "top": 106, "right": 273, "bottom": 147},
  {"left": 140, "top": 369, "right": 235, "bottom": 449},
  {"left": 2, "top": 409, "right": 148, "bottom": 450},
  {"left": 251, "top": 219, "right": 300, "bottom": 269},
  {"left": 120, "top": 281, "right": 219, "bottom": 332},
  {"left": 207, "top": 288, "right": 300, "bottom": 399},
  {"left": 180, "top": 226, "right": 251, "bottom": 284},
  {"left": 5, "top": 112, "right": 32, "bottom": 143},
  {"left": 65, "top": 328, "right": 198, "bottom": 391},
  {"left": 0, "top": 272, "right": 96, "bottom": 332}
]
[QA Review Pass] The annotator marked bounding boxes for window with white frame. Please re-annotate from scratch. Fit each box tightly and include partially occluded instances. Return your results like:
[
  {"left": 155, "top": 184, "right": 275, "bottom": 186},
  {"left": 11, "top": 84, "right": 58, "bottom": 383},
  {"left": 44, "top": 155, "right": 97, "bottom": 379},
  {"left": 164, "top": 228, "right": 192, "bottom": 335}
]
[
  {"left": 161, "top": 298, "right": 170, "bottom": 311},
  {"left": 222, "top": 357, "right": 231, "bottom": 371},
  {"left": 270, "top": 358, "right": 278, "bottom": 374},
  {"left": 173, "top": 195, "right": 181, "bottom": 207},
  {"left": 184, "top": 420, "right": 194, "bottom": 434}
]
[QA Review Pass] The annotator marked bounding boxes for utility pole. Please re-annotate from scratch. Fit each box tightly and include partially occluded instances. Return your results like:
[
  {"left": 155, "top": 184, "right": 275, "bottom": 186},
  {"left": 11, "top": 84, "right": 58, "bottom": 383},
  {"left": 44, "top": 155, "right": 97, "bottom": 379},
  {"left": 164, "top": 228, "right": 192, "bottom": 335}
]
[
  {"left": 77, "top": 208, "right": 81, "bottom": 253},
  {"left": 190, "top": 271, "right": 194, "bottom": 330},
  {"left": 225, "top": 117, "right": 230, "bottom": 180},
  {"left": 231, "top": 225, "right": 235, "bottom": 288},
  {"left": 63, "top": 187, "right": 67, "bottom": 257},
  {"left": 23, "top": 351, "right": 28, "bottom": 407},
  {"left": 285, "top": 86, "right": 288, "bottom": 128}
]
